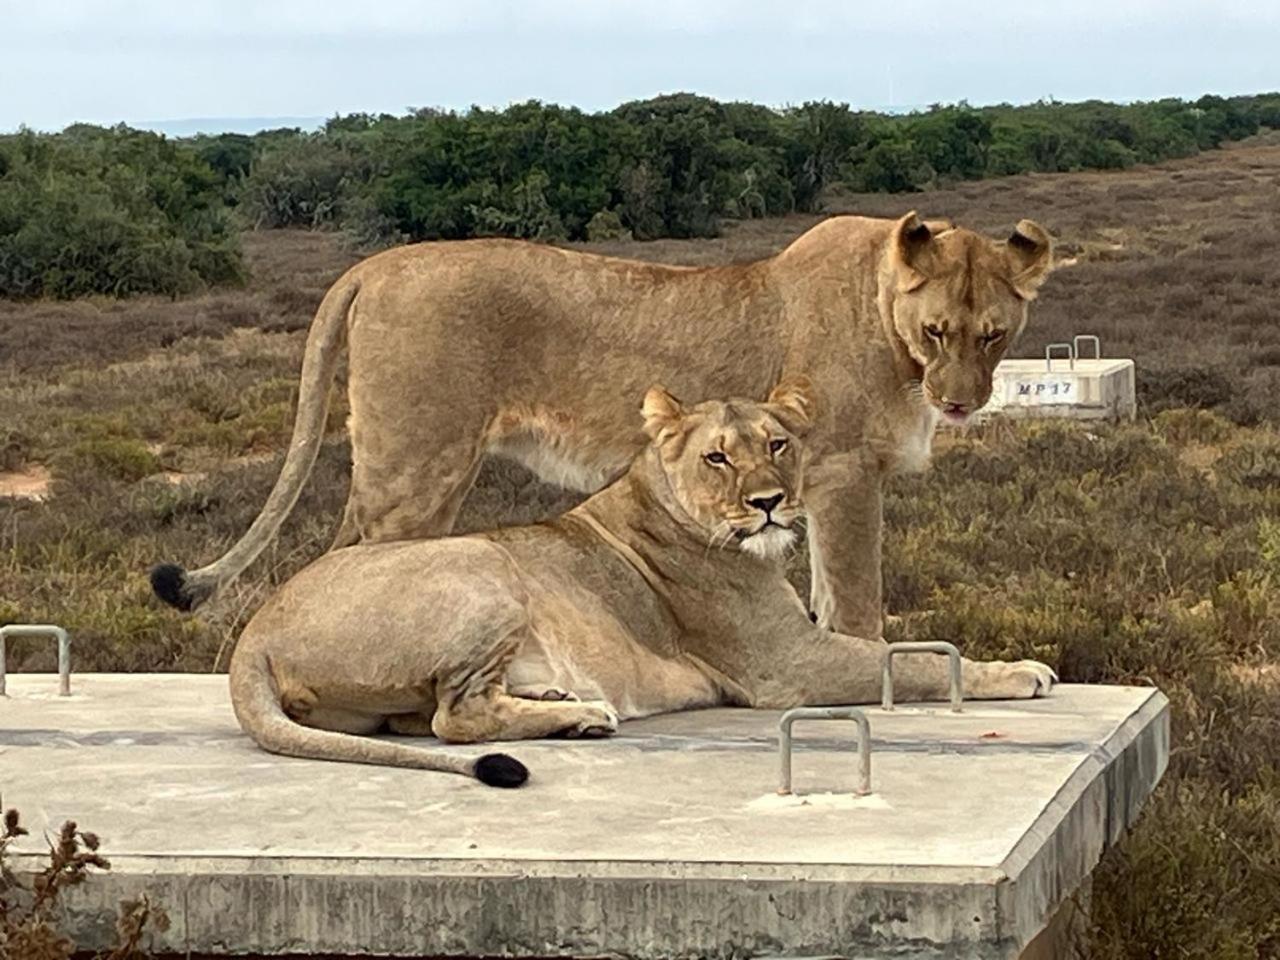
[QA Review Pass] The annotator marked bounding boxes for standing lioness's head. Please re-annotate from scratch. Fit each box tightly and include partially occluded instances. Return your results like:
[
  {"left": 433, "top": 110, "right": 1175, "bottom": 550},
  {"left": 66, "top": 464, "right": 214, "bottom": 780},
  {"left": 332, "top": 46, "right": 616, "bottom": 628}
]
[
  {"left": 640, "top": 380, "right": 815, "bottom": 559},
  {"left": 887, "top": 211, "right": 1055, "bottom": 424}
]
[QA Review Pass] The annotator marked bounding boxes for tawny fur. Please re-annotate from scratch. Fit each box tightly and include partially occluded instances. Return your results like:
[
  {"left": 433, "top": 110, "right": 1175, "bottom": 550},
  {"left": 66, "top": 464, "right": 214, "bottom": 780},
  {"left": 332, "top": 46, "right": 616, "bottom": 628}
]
[
  {"left": 164, "top": 212, "right": 1054, "bottom": 638},
  {"left": 229, "top": 386, "right": 1056, "bottom": 777}
]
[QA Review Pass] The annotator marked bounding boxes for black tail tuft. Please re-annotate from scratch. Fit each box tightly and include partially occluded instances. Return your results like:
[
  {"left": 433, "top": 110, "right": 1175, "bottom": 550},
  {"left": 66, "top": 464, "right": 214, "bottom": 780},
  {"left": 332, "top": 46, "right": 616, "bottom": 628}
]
[
  {"left": 150, "top": 563, "right": 194, "bottom": 611},
  {"left": 474, "top": 753, "right": 529, "bottom": 788}
]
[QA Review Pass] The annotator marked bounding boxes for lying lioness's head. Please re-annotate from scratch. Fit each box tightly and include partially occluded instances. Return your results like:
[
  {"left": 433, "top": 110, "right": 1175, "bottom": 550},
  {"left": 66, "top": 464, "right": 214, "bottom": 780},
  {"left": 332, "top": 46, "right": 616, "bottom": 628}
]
[
  {"left": 640, "top": 380, "right": 813, "bottom": 559},
  {"left": 887, "top": 211, "right": 1055, "bottom": 424}
]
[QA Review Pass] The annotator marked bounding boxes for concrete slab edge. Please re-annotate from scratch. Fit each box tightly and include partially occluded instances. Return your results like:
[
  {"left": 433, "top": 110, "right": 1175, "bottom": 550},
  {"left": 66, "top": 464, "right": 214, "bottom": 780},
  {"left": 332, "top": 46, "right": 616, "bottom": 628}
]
[
  {"left": 8, "top": 686, "right": 1171, "bottom": 959},
  {"left": 994, "top": 689, "right": 1170, "bottom": 955},
  {"left": 46, "top": 867, "right": 1016, "bottom": 959}
]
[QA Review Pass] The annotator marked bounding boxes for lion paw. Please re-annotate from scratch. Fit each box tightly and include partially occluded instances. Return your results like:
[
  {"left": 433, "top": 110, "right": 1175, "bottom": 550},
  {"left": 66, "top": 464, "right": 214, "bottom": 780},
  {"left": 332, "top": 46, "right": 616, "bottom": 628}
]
[
  {"left": 512, "top": 683, "right": 580, "bottom": 702},
  {"left": 558, "top": 701, "right": 619, "bottom": 738},
  {"left": 969, "top": 659, "right": 1057, "bottom": 700},
  {"left": 542, "top": 688, "right": 579, "bottom": 702},
  {"left": 1021, "top": 660, "right": 1059, "bottom": 696}
]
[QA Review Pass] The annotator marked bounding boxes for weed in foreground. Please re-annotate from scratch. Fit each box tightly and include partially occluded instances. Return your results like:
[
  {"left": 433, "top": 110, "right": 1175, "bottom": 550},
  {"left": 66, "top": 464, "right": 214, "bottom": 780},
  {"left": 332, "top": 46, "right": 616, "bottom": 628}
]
[{"left": 0, "top": 801, "right": 168, "bottom": 960}]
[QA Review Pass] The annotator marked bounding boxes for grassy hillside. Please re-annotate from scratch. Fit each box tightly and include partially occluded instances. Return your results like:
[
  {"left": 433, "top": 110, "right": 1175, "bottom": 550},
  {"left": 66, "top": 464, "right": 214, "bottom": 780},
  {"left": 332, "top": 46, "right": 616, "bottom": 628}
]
[{"left": 1, "top": 135, "right": 1279, "bottom": 956}]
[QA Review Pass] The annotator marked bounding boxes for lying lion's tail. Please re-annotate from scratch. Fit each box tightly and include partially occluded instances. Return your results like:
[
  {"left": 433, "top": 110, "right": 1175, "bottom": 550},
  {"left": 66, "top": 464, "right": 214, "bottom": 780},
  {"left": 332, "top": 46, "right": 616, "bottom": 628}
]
[
  {"left": 229, "top": 648, "right": 528, "bottom": 788},
  {"left": 150, "top": 276, "right": 361, "bottom": 613}
]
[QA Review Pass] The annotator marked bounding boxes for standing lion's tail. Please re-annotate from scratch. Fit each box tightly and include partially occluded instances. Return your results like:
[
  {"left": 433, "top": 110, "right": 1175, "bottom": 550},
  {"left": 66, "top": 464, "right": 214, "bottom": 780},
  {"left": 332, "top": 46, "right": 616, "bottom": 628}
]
[
  {"left": 228, "top": 647, "right": 529, "bottom": 788},
  {"left": 150, "top": 276, "right": 361, "bottom": 613}
]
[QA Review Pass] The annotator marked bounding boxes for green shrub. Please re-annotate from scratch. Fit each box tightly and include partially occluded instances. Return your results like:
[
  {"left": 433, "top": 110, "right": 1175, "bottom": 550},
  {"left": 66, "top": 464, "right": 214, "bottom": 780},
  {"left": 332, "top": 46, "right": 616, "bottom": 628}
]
[
  {"left": 1217, "top": 434, "right": 1280, "bottom": 490},
  {"left": 193, "top": 131, "right": 255, "bottom": 204},
  {"left": 469, "top": 169, "right": 569, "bottom": 241},
  {"left": 585, "top": 209, "right": 632, "bottom": 242},
  {"left": 1091, "top": 781, "right": 1280, "bottom": 959},
  {"left": 0, "top": 125, "right": 243, "bottom": 298},
  {"left": 1152, "top": 408, "right": 1237, "bottom": 445},
  {"left": 1139, "top": 364, "right": 1236, "bottom": 413},
  {"left": 5, "top": 93, "right": 1275, "bottom": 270},
  {"left": 311, "top": 92, "right": 1280, "bottom": 241},
  {"left": 237, "top": 132, "right": 378, "bottom": 229},
  {"left": 60, "top": 438, "right": 161, "bottom": 483}
]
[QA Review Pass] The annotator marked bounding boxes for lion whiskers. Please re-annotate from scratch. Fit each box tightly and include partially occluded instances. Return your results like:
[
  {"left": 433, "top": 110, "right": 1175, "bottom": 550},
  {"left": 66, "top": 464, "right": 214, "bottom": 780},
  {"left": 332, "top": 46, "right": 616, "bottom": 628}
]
[
  {"left": 703, "top": 520, "right": 736, "bottom": 559},
  {"left": 714, "top": 524, "right": 739, "bottom": 552},
  {"left": 739, "top": 524, "right": 798, "bottom": 560},
  {"left": 780, "top": 516, "right": 808, "bottom": 562}
]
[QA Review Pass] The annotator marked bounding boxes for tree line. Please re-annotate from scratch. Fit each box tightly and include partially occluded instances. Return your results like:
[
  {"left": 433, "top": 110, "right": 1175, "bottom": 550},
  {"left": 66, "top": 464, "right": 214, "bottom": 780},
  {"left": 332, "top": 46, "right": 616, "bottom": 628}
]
[{"left": 3, "top": 92, "right": 1278, "bottom": 298}]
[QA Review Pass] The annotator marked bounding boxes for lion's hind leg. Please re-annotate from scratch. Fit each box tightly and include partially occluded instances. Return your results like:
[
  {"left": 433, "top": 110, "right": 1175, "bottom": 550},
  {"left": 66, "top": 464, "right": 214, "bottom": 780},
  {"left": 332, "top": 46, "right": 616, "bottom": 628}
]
[
  {"left": 432, "top": 688, "right": 618, "bottom": 743},
  {"left": 386, "top": 713, "right": 437, "bottom": 736},
  {"left": 345, "top": 432, "right": 487, "bottom": 546},
  {"left": 282, "top": 688, "right": 386, "bottom": 736},
  {"left": 420, "top": 543, "right": 619, "bottom": 743}
]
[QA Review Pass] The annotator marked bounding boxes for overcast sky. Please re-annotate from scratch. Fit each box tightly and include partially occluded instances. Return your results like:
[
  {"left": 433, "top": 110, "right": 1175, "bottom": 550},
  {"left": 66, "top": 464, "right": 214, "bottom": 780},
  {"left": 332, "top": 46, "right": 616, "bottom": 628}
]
[{"left": 3, "top": 0, "right": 1277, "bottom": 132}]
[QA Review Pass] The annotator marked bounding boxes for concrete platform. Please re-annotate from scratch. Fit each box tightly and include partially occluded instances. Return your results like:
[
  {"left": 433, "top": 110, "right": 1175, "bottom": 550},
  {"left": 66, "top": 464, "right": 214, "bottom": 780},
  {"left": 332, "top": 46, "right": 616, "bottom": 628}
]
[{"left": 1, "top": 674, "right": 1167, "bottom": 959}]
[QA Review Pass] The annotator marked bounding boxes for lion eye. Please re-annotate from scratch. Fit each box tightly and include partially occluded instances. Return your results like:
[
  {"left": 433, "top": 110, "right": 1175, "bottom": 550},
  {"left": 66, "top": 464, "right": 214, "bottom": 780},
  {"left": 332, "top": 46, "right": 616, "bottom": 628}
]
[
  {"left": 924, "top": 325, "right": 944, "bottom": 341},
  {"left": 980, "top": 330, "right": 1006, "bottom": 348},
  {"left": 768, "top": 438, "right": 788, "bottom": 455},
  {"left": 704, "top": 451, "right": 729, "bottom": 466}
]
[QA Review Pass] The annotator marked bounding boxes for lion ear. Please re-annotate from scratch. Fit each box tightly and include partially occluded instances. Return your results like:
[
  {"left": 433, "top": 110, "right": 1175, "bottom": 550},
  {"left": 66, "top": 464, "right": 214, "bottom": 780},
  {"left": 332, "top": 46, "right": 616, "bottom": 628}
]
[
  {"left": 641, "top": 385, "right": 685, "bottom": 441},
  {"left": 1006, "top": 219, "right": 1054, "bottom": 300},
  {"left": 766, "top": 377, "right": 817, "bottom": 437},
  {"left": 889, "top": 210, "right": 936, "bottom": 293}
]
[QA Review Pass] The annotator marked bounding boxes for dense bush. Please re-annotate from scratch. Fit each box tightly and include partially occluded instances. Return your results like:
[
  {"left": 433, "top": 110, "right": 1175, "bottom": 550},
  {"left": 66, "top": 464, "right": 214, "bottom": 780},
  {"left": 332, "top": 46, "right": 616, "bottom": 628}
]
[
  {"left": 2, "top": 92, "right": 1277, "bottom": 297},
  {"left": 0, "top": 125, "right": 243, "bottom": 298},
  {"left": 235, "top": 133, "right": 381, "bottom": 230},
  {"left": 192, "top": 131, "right": 253, "bottom": 204},
  {"left": 230, "top": 91, "right": 1280, "bottom": 245}
]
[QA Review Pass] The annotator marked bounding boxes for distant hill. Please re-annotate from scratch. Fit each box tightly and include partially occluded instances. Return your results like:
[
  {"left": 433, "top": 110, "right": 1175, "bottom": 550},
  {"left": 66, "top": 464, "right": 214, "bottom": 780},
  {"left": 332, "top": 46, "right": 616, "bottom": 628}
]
[{"left": 130, "top": 116, "right": 327, "bottom": 137}]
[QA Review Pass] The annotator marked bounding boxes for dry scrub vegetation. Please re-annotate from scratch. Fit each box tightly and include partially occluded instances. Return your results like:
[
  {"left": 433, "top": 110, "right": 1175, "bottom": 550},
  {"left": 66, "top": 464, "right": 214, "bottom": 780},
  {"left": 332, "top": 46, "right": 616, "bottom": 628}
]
[
  {"left": 0, "top": 800, "right": 167, "bottom": 958},
  {"left": 2, "top": 136, "right": 1279, "bottom": 956}
]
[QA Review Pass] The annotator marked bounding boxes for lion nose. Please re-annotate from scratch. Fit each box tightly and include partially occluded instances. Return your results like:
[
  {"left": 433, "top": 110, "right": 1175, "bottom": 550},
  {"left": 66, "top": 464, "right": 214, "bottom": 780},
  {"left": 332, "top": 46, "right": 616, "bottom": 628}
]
[
  {"left": 747, "top": 492, "right": 784, "bottom": 516},
  {"left": 942, "top": 400, "right": 971, "bottom": 416}
]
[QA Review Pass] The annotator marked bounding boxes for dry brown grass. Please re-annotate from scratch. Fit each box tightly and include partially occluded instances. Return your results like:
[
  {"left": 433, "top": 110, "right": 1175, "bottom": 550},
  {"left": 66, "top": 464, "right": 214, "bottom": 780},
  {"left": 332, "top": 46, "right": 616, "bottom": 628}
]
[
  {"left": 3, "top": 136, "right": 1278, "bottom": 684},
  {"left": 2, "top": 135, "right": 1280, "bottom": 958}
]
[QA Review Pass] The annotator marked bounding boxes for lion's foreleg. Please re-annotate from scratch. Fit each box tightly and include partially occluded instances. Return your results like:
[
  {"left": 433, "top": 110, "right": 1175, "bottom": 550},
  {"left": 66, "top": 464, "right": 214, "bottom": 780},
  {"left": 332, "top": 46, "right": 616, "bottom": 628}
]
[
  {"left": 745, "top": 630, "right": 889, "bottom": 708},
  {"left": 747, "top": 630, "right": 1055, "bottom": 707},
  {"left": 805, "top": 466, "right": 884, "bottom": 639}
]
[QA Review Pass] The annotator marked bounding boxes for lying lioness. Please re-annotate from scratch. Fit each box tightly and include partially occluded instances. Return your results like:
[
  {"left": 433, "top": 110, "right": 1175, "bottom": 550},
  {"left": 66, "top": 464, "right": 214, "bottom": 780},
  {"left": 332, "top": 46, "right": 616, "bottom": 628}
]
[{"left": 230, "top": 383, "right": 1055, "bottom": 787}]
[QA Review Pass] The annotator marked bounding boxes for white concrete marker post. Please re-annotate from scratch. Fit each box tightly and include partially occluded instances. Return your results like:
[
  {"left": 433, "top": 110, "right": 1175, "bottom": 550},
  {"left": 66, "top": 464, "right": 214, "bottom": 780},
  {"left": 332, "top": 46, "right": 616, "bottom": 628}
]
[{"left": 979, "top": 335, "right": 1137, "bottom": 423}]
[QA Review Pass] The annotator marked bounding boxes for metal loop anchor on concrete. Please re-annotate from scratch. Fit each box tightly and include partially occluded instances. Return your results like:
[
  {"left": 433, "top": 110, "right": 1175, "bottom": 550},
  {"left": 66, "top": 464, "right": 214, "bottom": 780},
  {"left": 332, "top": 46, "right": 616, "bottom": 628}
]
[
  {"left": 777, "top": 706, "right": 872, "bottom": 797},
  {"left": 881, "top": 641, "right": 964, "bottom": 713},
  {"left": 0, "top": 624, "right": 72, "bottom": 696},
  {"left": 1045, "top": 342, "right": 1075, "bottom": 371},
  {"left": 1072, "top": 334, "right": 1102, "bottom": 361}
]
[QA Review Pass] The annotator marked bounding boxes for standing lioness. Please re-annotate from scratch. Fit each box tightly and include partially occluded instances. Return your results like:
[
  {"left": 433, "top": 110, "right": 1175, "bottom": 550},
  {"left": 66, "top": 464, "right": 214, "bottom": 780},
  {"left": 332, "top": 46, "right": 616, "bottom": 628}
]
[
  {"left": 154, "top": 212, "right": 1055, "bottom": 638},
  {"left": 230, "top": 385, "right": 1055, "bottom": 787}
]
